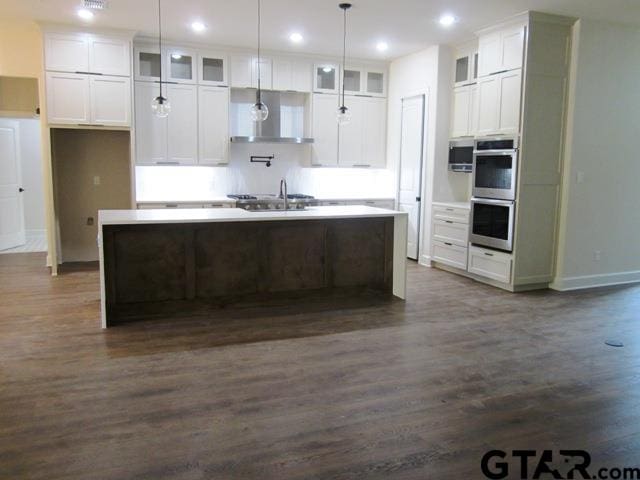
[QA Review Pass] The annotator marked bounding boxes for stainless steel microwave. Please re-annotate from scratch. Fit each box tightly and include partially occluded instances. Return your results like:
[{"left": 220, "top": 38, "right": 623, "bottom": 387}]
[
  {"left": 448, "top": 138, "right": 474, "bottom": 173},
  {"left": 472, "top": 136, "right": 519, "bottom": 200},
  {"left": 470, "top": 198, "right": 515, "bottom": 252}
]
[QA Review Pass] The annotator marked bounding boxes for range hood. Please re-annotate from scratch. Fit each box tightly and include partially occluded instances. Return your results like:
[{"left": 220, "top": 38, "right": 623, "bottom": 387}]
[{"left": 230, "top": 90, "right": 314, "bottom": 144}]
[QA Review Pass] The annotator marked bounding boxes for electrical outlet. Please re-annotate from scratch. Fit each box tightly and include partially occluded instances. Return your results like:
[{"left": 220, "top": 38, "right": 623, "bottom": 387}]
[
  {"left": 594, "top": 250, "right": 602, "bottom": 262},
  {"left": 87, "top": 217, "right": 94, "bottom": 226},
  {"left": 93, "top": 176, "right": 101, "bottom": 186}
]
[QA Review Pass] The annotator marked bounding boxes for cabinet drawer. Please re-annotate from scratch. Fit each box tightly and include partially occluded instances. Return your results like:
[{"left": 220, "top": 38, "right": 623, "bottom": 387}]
[
  {"left": 137, "top": 203, "right": 203, "bottom": 209},
  {"left": 468, "top": 246, "right": 512, "bottom": 284},
  {"left": 432, "top": 205, "right": 470, "bottom": 224},
  {"left": 432, "top": 219, "right": 468, "bottom": 247},
  {"left": 432, "top": 240, "right": 468, "bottom": 270}
]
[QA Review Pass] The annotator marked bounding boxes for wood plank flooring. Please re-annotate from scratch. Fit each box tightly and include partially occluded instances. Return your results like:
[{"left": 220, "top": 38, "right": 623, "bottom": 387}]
[{"left": 1, "top": 253, "right": 639, "bottom": 479}]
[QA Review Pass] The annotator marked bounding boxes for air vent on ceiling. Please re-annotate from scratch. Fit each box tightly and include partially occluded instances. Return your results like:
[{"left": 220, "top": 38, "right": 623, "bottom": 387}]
[{"left": 81, "top": 0, "right": 108, "bottom": 10}]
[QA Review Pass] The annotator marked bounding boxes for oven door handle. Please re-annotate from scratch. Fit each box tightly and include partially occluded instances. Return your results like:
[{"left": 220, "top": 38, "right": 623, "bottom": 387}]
[
  {"left": 473, "top": 150, "right": 518, "bottom": 155},
  {"left": 471, "top": 198, "right": 514, "bottom": 206}
]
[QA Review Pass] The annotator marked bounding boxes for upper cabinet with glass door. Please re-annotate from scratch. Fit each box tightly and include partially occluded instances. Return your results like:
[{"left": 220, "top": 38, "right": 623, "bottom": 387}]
[
  {"left": 314, "top": 63, "right": 339, "bottom": 94},
  {"left": 134, "top": 45, "right": 163, "bottom": 82},
  {"left": 453, "top": 44, "right": 479, "bottom": 88},
  {"left": 166, "top": 47, "right": 197, "bottom": 84},
  {"left": 340, "top": 66, "right": 387, "bottom": 97},
  {"left": 199, "top": 51, "right": 228, "bottom": 86}
]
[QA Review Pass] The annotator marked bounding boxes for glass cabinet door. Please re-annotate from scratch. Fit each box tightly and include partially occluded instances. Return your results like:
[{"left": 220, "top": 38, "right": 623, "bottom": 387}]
[
  {"left": 199, "top": 52, "right": 228, "bottom": 86},
  {"left": 365, "top": 71, "right": 385, "bottom": 96},
  {"left": 314, "top": 63, "right": 339, "bottom": 93},
  {"left": 343, "top": 69, "right": 362, "bottom": 94},
  {"left": 166, "top": 48, "right": 197, "bottom": 84},
  {"left": 134, "top": 47, "right": 162, "bottom": 81},
  {"left": 455, "top": 55, "right": 470, "bottom": 86}
]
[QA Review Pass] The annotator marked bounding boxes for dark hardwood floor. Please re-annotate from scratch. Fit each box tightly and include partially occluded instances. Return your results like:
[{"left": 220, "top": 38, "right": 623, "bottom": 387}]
[{"left": 1, "top": 253, "right": 639, "bottom": 479}]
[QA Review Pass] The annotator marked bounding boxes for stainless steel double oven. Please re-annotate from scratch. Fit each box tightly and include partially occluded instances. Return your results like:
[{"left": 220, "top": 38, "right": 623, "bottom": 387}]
[{"left": 470, "top": 136, "right": 518, "bottom": 252}]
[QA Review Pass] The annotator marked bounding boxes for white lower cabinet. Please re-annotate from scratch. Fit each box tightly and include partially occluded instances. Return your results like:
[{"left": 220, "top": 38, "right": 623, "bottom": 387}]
[
  {"left": 198, "top": 86, "right": 229, "bottom": 165},
  {"left": 432, "top": 220, "right": 468, "bottom": 247},
  {"left": 432, "top": 240, "right": 468, "bottom": 270},
  {"left": 468, "top": 245, "right": 513, "bottom": 283},
  {"left": 46, "top": 72, "right": 131, "bottom": 126}
]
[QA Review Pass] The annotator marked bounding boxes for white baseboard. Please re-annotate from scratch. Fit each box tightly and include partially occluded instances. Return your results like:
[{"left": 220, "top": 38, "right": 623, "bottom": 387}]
[
  {"left": 419, "top": 254, "right": 432, "bottom": 267},
  {"left": 550, "top": 270, "right": 640, "bottom": 291}
]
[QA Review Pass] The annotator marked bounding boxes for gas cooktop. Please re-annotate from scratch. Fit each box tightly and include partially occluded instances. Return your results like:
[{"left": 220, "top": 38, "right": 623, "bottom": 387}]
[{"left": 227, "top": 194, "right": 317, "bottom": 211}]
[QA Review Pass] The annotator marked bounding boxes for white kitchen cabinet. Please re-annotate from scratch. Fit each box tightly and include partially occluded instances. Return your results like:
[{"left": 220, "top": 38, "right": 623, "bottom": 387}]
[
  {"left": 199, "top": 51, "right": 228, "bottom": 86},
  {"left": 230, "top": 54, "right": 253, "bottom": 88},
  {"left": 273, "top": 58, "right": 312, "bottom": 92},
  {"left": 432, "top": 240, "right": 468, "bottom": 270},
  {"left": 454, "top": 48, "right": 478, "bottom": 88},
  {"left": 338, "top": 96, "right": 386, "bottom": 168},
  {"left": 497, "top": 69, "right": 522, "bottom": 134},
  {"left": 46, "top": 72, "right": 91, "bottom": 124},
  {"left": 468, "top": 245, "right": 512, "bottom": 283},
  {"left": 45, "top": 33, "right": 89, "bottom": 73},
  {"left": 134, "top": 46, "right": 163, "bottom": 82},
  {"left": 365, "top": 70, "right": 386, "bottom": 97},
  {"left": 338, "top": 96, "right": 365, "bottom": 167},
  {"left": 311, "top": 94, "right": 339, "bottom": 166},
  {"left": 432, "top": 220, "right": 469, "bottom": 247},
  {"left": 314, "top": 63, "right": 339, "bottom": 94},
  {"left": 89, "top": 76, "right": 131, "bottom": 126},
  {"left": 45, "top": 33, "right": 130, "bottom": 76},
  {"left": 340, "top": 67, "right": 386, "bottom": 97},
  {"left": 167, "top": 84, "right": 198, "bottom": 165},
  {"left": 134, "top": 82, "right": 168, "bottom": 164},
  {"left": 476, "top": 70, "right": 522, "bottom": 135},
  {"left": 362, "top": 97, "right": 387, "bottom": 167},
  {"left": 451, "top": 84, "right": 479, "bottom": 138},
  {"left": 251, "top": 57, "right": 272, "bottom": 90},
  {"left": 88, "top": 37, "right": 131, "bottom": 76},
  {"left": 342, "top": 68, "right": 363, "bottom": 95},
  {"left": 478, "top": 25, "right": 525, "bottom": 77},
  {"left": 166, "top": 47, "right": 197, "bottom": 84},
  {"left": 198, "top": 86, "right": 229, "bottom": 165}
]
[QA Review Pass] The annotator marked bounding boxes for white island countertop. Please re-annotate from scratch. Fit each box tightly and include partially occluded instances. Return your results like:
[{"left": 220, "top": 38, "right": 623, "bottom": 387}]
[{"left": 99, "top": 205, "right": 407, "bottom": 226}]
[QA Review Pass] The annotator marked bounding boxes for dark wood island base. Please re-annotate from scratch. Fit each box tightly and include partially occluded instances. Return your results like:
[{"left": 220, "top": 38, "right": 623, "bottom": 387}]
[{"left": 102, "top": 217, "right": 396, "bottom": 326}]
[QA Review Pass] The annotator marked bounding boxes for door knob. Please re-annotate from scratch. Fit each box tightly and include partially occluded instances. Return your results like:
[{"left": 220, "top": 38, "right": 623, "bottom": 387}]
[
  {"left": 18, "top": 187, "right": 25, "bottom": 193},
  {"left": 415, "top": 196, "right": 421, "bottom": 202}
]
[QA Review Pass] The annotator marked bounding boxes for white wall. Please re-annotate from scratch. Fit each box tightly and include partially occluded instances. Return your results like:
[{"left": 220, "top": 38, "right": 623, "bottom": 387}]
[
  {"left": 136, "top": 143, "right": 395, "bottom": 201},
  {"left": 552, "top": 19, "right": 640, "bottom": 290},
  {"left": 386, "top": 44, "right": 466, "bottom": 265}
]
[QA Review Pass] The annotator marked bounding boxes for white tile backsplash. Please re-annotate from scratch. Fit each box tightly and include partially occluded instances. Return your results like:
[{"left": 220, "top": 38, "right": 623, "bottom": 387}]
[{"left": 136, "top": 143, "right": 395, "bottom": 201}]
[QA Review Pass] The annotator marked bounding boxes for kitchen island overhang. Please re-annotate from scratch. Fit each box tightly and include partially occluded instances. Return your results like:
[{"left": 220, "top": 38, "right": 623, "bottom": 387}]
[{"left": 98, "top": 206, "right": 408, "bottom": 328}]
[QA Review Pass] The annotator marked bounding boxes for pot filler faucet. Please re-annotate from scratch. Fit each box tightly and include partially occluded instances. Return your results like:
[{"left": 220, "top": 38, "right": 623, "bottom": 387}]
[{"left": 279, "top": 178, "right": 288, "bottom": 210}]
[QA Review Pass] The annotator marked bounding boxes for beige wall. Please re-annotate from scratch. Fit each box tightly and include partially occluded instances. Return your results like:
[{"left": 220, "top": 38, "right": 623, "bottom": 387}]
[
  {"left": 0, "top": 18, "right": 57, "bottom": 271},
  {"left": 52, "top": 129, "right": 132, "bottom": 263},
  {"left": 553, "top": 19, "right": 640, "bottom": 290}
]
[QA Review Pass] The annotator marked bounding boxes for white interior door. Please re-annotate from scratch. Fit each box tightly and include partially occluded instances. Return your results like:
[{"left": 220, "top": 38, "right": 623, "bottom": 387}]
[
  {"left": 0, "top": 120, "right": 25, "bottom": 251},
  {"left": 397, "top": 95, "right": 425, "bottom": 260}
]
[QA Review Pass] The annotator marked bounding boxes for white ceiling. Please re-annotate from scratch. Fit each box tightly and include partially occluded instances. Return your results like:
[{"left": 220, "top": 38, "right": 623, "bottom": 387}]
[{"left": 2, "top": 0, "right": 640, "bottom": 60}]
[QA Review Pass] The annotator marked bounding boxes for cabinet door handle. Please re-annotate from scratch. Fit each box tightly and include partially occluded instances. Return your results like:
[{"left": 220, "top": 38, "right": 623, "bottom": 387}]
[
  {"left": 444, "top": 242, "right": 453, "bottom": 246},
  {"left": 484, "top": 252, "right": 494, "bottom": 257},
  {"left": 445, "top": 220, "right": 454, "bottom": 224},
  {"left": 352, "top": 164, "right": 371, "bottom": 168},
  {"left": 156, "top": 161, "right": 180, "bottom": 165},
  {"left": 165, "top": 204, "right": 179, "bottom": 208}
]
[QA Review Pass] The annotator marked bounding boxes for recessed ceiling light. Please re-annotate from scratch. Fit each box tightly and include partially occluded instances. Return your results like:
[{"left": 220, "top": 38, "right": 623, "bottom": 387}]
[
  {"left": 289, "top": 32, "right": 304, "bottom": 43},
  {"left": 439, "top": 14, "right": 457, "bottom": 27},
  {"left": 191, "top": 21, "right": 206, "bottom": 33},
  {"left": 77, "top": 8, "right": 94, "bottom": 20},
  {"left": 376, "top": 41, "right": 389, "bottom": 52}
]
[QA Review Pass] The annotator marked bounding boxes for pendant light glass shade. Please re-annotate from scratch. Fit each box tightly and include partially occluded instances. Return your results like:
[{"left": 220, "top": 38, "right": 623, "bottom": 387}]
[
  {"left": 151, "top": 95, "right": 171, "bottom": 118},
  {"left": 250, "top": 101, "right": 269, "bottom": 122},
  {"left": 336, "top": 105, "right": 351, "bottom": 125}
]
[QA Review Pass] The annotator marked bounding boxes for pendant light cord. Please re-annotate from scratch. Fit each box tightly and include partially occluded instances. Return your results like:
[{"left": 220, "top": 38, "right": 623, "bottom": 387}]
[
  {"left": 158, "top": 0, "right": 163, "bottom": 98},
  {"left": 257, "top": 0, "right": 262, "bottom": 103},
  {"left": 341, "top": 6, "right": 347, "bottom": 108}
]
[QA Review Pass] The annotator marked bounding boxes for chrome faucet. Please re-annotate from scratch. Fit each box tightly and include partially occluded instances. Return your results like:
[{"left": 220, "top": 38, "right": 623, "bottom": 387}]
[{"left": 279, "top": 178, "right": 288, "bottom": 210}]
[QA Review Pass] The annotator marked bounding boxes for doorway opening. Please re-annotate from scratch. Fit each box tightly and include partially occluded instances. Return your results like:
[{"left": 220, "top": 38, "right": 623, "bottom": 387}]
[
  {"left": 397, "top": 94, "right": 426, "bottom": 261},
  {"left": 0, "top": 76, "right": 46, "bottom": 254}
]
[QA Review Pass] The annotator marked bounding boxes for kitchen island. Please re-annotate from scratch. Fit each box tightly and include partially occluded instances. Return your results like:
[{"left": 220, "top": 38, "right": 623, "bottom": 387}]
[{"left": 98, "top": 206, "right": 408, "bottom": 328}]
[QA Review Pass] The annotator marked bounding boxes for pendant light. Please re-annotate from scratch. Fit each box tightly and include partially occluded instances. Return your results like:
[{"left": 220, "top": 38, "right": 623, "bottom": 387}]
[
  {"left": 250, "top": 0, "right": 269, "bottom": 122},
  {"left": 151, "top": 0, "right": 170, "bottom": 117},
  {"left": 337, "top": 3, "right": 352, "bottom": 125}
]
